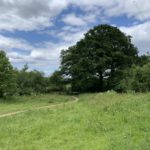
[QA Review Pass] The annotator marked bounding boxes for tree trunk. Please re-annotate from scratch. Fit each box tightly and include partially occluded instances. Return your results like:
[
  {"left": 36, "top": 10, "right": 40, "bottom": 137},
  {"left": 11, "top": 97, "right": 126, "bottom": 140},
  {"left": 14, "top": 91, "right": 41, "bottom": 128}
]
[{"left": 99, "top": 71, "right": 103, "bottom": 91}]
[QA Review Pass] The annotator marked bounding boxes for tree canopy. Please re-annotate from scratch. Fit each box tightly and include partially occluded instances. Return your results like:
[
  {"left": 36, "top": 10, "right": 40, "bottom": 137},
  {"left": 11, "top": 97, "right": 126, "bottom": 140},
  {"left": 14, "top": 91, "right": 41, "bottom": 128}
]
[{"left": 61, "top": 24, "right": 138, "bottom": 92}]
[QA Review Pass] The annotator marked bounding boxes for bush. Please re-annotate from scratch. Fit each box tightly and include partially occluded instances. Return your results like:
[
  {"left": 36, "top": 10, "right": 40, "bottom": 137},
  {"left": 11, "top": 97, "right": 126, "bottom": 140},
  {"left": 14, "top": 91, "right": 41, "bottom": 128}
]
[
  {"left": 116, "top": 63, "right": 150, "bottom": 92},
  {"left": 16, "top": 66, "right": 49, "bottom": 95}
]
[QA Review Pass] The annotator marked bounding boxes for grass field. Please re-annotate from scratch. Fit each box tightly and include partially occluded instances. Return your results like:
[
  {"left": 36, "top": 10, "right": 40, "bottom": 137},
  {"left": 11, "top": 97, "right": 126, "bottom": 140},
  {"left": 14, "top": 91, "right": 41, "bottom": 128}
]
[{"left": 0, "top": 92, "right": 149, "bottom": 150}]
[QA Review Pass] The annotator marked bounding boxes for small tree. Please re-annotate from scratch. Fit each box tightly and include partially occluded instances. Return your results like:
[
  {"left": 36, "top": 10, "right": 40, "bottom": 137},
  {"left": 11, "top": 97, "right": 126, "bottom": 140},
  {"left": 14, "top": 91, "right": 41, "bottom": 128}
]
[
  {"left": 0, "top": 50, "right": 17, "bottom": 97},
  {"left": 16, "top": 65, "right": 47, "bottom": 95}
]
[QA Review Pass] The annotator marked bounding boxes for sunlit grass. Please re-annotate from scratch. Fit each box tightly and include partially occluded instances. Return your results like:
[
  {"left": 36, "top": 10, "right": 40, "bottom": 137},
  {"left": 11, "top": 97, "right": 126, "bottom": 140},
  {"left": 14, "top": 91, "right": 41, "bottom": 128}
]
[{"left": 0, "top": 92, "right": 149, "bottom": 150}]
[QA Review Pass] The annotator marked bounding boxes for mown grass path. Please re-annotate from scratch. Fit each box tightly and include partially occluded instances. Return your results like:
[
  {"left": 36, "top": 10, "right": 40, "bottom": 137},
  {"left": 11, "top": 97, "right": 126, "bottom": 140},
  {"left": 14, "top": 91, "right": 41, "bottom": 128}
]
[{"left": 0, "top": 96, "right": 79, "bottom": 118}]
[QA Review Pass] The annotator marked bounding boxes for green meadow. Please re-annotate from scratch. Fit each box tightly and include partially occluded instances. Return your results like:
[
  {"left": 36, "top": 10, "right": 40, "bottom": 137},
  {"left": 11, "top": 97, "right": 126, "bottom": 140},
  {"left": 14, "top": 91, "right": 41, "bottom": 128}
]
[{"left": 0, "top": 92, "right": 150, "bottom": 150}]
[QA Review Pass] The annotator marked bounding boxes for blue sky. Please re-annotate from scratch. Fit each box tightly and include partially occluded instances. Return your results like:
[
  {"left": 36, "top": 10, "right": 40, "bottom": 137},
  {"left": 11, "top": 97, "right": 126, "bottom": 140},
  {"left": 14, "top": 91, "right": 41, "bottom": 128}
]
[{"left": 0, "top": 0, "right": 150, "bottom": 75}]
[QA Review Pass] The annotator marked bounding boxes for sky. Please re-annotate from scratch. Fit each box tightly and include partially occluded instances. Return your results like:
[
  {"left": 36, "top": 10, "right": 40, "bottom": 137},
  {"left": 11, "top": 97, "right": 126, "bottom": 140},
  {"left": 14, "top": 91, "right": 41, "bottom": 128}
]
[{"left": 0, "top": 0, "right": 150, "bottom": 75}]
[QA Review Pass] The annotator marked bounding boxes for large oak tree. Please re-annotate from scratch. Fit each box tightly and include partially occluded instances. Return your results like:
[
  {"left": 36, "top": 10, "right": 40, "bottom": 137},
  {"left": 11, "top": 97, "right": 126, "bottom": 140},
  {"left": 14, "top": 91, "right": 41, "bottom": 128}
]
[{"left": 61, "top": 25, "right": 138, "bottom": 92}]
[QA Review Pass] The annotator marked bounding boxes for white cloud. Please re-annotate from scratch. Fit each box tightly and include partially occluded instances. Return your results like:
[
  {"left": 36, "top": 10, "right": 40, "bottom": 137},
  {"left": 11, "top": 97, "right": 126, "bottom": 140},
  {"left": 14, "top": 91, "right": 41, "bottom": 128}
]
[
  {"left": 62, "top": 11, "right": 103, "bottom": 27},
  {"left": 120, "top": 22, "right": 150, "bottom": 54},
  {"left": 0, "top": 0, "right": 68, "bottom": 31},
  {"left": 0, "top": 35, "right": 33, "bottom": 51},
  {"left": 0, "top": 0, "right": 149, "bottom": 32},
  {"left": 0, "top": 34, "right": 73, "bottom": 68},
  {"left": 58, "top": 31, "right": 85, "bottom": 43},
  {"left": 62, "top": 13, "right": 87, "bottom": 26},
  {"left": 71, "top": 0, "right": 150, "bottom": 21}
]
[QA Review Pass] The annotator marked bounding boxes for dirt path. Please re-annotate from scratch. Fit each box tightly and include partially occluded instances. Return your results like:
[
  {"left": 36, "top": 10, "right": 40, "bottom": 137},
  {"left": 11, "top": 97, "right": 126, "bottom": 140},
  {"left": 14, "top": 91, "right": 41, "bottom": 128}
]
[{"left": 0, "top": 96, "right": 79, "bottom": 118}]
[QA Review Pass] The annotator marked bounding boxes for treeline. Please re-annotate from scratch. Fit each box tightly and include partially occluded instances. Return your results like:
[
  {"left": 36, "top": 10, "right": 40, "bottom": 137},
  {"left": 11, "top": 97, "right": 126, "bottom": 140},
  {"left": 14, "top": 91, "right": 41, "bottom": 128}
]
[
  {"left": 15, "top": 66, "right": 66, "bottom": 95},
  {"left": 0, "top": 24, "right": 150, "bottom": 97},
  {"left": 0, "top": 51, "right": 65, "bottom": 97}
]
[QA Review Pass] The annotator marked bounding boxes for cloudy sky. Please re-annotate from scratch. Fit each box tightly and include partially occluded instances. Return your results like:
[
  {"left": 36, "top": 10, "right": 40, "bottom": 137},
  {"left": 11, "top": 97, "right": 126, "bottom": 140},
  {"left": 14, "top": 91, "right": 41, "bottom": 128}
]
[{"left": 0, "top": 0, "right": 150, "bottom": 75}]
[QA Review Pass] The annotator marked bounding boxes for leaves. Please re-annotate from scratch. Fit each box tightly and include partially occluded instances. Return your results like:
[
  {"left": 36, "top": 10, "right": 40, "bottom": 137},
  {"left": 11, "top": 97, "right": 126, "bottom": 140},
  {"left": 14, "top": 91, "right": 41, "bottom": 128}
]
[
  {"left": 60, "top": 24, "right": 138, "bottom": 92},
  {"left": 0, "top": 50, "right": 17, "bottom": 97}
]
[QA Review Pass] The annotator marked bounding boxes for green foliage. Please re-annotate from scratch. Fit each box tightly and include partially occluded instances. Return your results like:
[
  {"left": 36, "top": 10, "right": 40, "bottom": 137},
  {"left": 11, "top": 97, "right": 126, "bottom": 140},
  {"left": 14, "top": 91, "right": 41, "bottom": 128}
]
[
  {"left": 136, "top": 54, "right": 150, "bottom": 66},
  {"left": 0, "top": 50, "right": 17, "bottom": 97},
  {"left": 117, "top": 62, "right": 150, "bottom": 92},
  {"left": 16, "top": 66, "right": 49, "bottom": 95},
  {"left": 61, "top": 24, "right": 138, "bottom": 92},
  {"left": 133, "top": 63, "right": 150, "bottom": 92},
  {"left": 48, "top": 70, "right": 65, "bottom": 92}
]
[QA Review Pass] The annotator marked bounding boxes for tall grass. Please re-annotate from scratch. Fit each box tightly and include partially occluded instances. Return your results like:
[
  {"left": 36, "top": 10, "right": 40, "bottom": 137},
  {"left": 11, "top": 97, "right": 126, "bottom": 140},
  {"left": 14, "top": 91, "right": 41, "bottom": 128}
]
[{"left": 0, "top": 92, "right": 149, "bottom": 150}]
